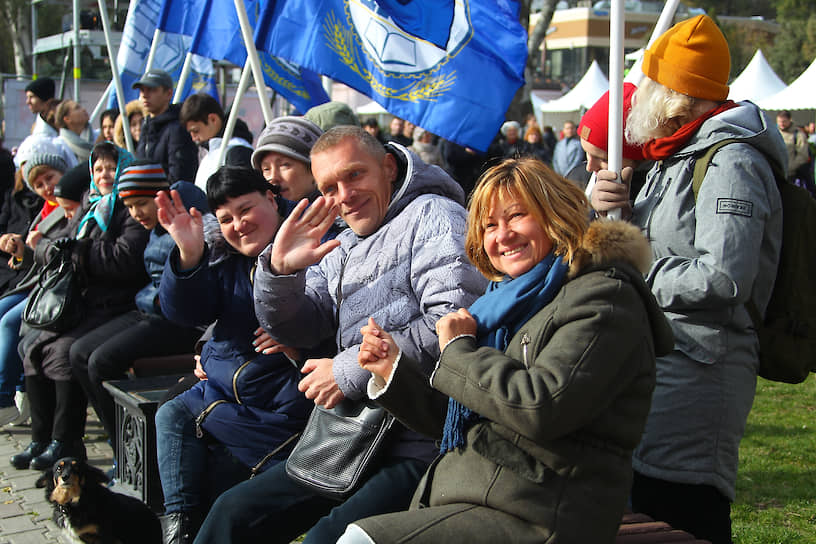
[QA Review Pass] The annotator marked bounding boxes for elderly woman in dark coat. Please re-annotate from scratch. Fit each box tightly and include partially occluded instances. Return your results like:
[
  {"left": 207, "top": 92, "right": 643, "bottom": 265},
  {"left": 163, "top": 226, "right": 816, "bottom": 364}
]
[
  {"left": 11, "top": 142, "right": 149, "bottom": 470},
  {"left": 341, "top": 158, "right": 673, "bottom": 543}
]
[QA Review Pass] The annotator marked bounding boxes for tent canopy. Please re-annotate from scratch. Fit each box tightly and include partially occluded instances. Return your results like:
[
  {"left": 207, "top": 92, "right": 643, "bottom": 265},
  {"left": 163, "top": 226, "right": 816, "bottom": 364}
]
[
  {"left": 538, "top": 60, "right": 609, "bottom": 130},
  {"left": 539, "top": 60, "right": 609, "bottom": 113},
  {"left": 728, "top": 49, "right": 786, "bottom": 103},
  {"left": 759, "top": 56, "right": 816, "bottom": 111}
]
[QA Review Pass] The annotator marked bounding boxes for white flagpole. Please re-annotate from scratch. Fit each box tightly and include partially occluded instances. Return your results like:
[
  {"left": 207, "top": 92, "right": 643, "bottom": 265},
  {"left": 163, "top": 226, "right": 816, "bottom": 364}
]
[
  {"left": 233, "top": 0, "right": 274, "bottom": 125},
  {"left": 217, "top": 59, "right": 253, "bottom": 166},
  {"left": 90, "top": 82, "right": 114, "bottom": 125},
  {"left": 626, "top": 0, "right": 681, "bottom": 85},
  {"left": 145, "top": 29, "right": 163, "bottom": 72},
  {"left": 607, "top": 0, "right": 625, "bottom": 220},
  {"left": 97, "top": 0, "right": 134, "bottom": 152},
  {"left": 173, "top": 52, "right": 195, "bottom": 103}
]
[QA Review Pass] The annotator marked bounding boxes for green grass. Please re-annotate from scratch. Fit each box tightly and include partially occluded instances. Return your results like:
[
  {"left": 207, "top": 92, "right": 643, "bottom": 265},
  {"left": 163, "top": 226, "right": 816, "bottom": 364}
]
[{"left": 733, "top": 377, "right": 816, "bottom": 543}]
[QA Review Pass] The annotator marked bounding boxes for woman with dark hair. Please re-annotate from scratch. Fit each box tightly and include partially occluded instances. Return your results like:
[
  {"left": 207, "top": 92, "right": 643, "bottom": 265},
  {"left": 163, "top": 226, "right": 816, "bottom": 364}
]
[
  {"left": 153, "top": 166, "right": 315, "bottom": 541},
  {"left": 96, "top": 108, "right": 119, "bottom": 144},
  {"left": 340, "top": 158, "right": 673, "bottom": 543},
  {"left": 11, "top": 142, "right": 149, "bottom": 470}
]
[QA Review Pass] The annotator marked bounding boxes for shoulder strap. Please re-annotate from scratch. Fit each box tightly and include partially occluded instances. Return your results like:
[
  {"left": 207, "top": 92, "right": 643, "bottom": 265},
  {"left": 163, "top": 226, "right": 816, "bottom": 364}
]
[
  {"left": 690, "top": 138, "right": 786, "bottom": 329},
  {"left": 692, "top": 138, "right": 787, "bottom": 201},
  {"left": 692, "top": 138, "right": 740, "bottom": 201}
]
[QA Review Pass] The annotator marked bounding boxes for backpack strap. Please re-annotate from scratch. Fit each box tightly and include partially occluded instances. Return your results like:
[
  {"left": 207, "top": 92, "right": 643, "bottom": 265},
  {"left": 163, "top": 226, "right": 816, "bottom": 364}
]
[
  {"left": 691, "top": 138, "right": 786, "bottom": 330},
  {"left": 691, "top": 138, "right": 740, "bottom": 201}
]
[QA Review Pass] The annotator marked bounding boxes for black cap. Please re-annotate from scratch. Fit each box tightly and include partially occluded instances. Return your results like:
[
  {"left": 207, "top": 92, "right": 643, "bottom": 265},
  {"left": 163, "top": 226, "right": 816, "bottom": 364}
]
[
  {"left": 55, "top": 164, "right": 91, "bottom": 202},
  {"left": 25, "top": 78, "right": 56, "bottom": 101},
  {"left": 132, "top": 69, "right": 173, "bottom": 90}
]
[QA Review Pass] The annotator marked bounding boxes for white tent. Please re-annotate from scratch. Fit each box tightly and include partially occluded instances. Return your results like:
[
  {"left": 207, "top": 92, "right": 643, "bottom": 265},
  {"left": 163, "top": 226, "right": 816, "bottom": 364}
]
[
  {"left": 759, "top": 57, "right": 816, "bottom": 111},
  {"left": 356, "top": 100, "right": 388, "bottom": 115},
  {"left": 539, "top": 60, "right": 609, "bottom": 129},
  {"left": 728, "top": 50, "right": 786, "bottom": 103},
  {"left": 540, "top": 60, "right": 609, "bottom": 113}
]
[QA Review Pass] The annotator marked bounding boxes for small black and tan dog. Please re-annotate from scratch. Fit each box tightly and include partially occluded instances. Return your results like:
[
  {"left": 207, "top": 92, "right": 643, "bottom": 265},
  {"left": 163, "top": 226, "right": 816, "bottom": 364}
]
[{"left": 36, "top": 457, "right": 162, "bottom": 544}]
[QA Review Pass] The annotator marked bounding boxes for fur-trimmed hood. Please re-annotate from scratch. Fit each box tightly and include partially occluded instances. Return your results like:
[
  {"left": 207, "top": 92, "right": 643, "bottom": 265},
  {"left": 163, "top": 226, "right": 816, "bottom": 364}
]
[
  {"left": 569, "top": 219, "right": 652, "bottom": 278},
  {"left": 570, "top": 219, "right": 674, "bottom": 357},
  {"left": 113, "top": 100, "right": 146, "bottom": 149}
]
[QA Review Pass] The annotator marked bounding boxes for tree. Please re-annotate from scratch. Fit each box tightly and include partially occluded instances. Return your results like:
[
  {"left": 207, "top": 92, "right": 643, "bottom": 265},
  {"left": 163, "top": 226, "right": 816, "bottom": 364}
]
[
  {"left": 0, "top": 0, "right": 32, "bottom": 75},
  {"left": 505, "top": 0, "right": 557, "bottom": 123}
]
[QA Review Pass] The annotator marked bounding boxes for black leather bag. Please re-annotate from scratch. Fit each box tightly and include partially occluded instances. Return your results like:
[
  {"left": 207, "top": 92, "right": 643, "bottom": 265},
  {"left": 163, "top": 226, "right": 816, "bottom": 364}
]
[
  {"left": 285, "top": 399, "right": 394, "bottom": 499},
  {"left": 23, "top": 245, "right": 85, "bottom": 332}
]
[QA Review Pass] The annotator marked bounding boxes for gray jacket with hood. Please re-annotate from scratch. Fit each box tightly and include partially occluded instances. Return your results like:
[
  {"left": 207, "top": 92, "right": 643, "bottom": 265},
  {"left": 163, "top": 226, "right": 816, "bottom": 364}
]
[
  {"left": 254, "top": 143, "right": 488, "bottom": 461},
  {"left": 630, "top": 101, "right": 785, "bottom": 500}
]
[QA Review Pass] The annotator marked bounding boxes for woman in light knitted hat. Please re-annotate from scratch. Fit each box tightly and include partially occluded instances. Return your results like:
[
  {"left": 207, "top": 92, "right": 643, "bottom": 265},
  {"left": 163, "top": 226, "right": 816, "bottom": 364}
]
[
  {"left": 590, "top": 15, "right": 787, "bottom": 543},
  {"left": 0, "top": 152, "right": 78, "bottom": 429},
  {"left": 12, "top": 141, "right": 151, "bottom": 472},
  {"left": 251, "top": 116, "right": 323, "bottom": 202}
]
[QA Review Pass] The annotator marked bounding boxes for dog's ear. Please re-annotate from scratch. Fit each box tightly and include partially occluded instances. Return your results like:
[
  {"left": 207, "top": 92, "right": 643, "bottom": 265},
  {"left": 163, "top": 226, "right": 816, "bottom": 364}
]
[
  {"left": 83, "top": 462, "right": 110, "bottom": 486},
  {"left": 35, "top": 469, "right": 53, "bottom": 490}
]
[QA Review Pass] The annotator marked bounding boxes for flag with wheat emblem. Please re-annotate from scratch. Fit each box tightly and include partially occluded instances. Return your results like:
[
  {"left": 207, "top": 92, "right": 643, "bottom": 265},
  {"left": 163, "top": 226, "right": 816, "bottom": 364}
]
[{"left": 254, "top": 0, "right": 527, "bottom": 151}]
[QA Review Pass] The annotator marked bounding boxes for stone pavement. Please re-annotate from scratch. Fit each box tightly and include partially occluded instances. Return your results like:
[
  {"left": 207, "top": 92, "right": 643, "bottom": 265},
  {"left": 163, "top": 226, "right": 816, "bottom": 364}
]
[{"left": 0, "top": 412, "right": 113, "bottom": 544}]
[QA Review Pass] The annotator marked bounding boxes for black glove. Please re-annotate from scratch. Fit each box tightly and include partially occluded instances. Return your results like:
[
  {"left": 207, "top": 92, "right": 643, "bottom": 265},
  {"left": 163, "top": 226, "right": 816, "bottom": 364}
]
[{"left": 51, "top": 237, "right": 76, "bottom": 252}]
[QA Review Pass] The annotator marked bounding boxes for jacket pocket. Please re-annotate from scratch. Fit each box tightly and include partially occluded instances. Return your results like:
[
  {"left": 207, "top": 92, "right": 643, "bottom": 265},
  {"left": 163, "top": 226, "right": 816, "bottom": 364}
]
[
  {"left": 195, "top": 399, "right": 228, "bottom": 438},
  {"left": 471, "top": 424, "right": 555, "bottom": 485}
]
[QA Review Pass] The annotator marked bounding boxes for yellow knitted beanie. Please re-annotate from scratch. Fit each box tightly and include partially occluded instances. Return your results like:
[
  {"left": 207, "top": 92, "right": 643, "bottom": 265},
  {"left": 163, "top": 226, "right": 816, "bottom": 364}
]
[{"left": 642, "top": 14, "right": 730, "bottom": 101}]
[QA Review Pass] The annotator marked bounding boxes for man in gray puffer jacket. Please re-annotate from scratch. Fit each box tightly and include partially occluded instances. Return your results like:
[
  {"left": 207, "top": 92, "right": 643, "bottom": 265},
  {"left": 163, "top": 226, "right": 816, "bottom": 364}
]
[{"left": 194, "top": 126, "right": 487, "bottom": 544}]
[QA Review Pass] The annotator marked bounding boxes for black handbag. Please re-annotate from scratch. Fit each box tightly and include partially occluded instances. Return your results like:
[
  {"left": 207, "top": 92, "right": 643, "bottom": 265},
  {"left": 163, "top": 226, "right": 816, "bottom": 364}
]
[
  {"left": 285, "top": 398, "right": 394, "bottom": 499},
  {"left": 23, "top": 245, "right": 85, "bottom": 332}
]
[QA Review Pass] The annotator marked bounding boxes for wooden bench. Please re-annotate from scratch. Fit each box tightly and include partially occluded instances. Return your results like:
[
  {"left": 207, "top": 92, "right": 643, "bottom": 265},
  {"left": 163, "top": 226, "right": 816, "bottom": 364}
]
[{"left": 617, "top": 512, "right": 710, "bottom": 543}]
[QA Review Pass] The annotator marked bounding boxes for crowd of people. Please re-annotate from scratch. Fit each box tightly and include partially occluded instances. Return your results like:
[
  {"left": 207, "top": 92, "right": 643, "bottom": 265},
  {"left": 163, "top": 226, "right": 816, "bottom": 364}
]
[{"left": 0, "top": 13, "right": 804, "bottom": 544}]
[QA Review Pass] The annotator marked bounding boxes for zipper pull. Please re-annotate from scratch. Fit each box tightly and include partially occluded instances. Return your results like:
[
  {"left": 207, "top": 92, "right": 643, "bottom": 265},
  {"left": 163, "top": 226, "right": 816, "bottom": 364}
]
[
  {"left": 521, "top": 332, "right": 530, "bottom": 368},
  {"left": 194, "top": 412, "right": 205, "bottom": 438}
]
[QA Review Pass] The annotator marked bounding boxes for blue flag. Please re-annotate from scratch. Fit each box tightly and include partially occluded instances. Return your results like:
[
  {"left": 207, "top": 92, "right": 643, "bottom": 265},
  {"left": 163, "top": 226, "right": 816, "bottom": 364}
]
[
  {"left": 110, "top": 0, "right": 216, "bottom": 109},
  {"left": 373, "top": 0, "right": 454, "bottom": 50},
  {"left": 255, "top": 0, "right": 527, "bottom": 151},
  {"left": 156, "top": 0, "right": 206, "bottom": 36},
  {"left": 190, "top": 0, "right": 330, "bottom": 114}
]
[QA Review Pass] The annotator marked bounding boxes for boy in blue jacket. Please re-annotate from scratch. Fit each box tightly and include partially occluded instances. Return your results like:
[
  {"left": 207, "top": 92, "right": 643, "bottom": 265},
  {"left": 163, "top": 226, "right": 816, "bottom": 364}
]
[{"left": 69, "top": 160, "right": 208, "bottom": 457}]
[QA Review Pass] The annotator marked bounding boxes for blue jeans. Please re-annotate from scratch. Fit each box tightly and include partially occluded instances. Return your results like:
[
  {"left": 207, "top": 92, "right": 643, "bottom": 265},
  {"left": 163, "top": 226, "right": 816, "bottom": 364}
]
[
  {"left": 0, "top": 293, "right": 28, "bottom": 407},
  {"left": 194, "top": 455, "right": 427, "bottom": 544},
  {"left": 155, "top": 396, "right": 250, "bottom": 516}
]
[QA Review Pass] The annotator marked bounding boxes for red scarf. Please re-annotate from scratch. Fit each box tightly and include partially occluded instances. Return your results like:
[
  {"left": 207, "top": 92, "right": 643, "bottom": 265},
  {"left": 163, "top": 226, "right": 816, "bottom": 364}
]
[
  {"left": 36, "top": 201, "right": 59, "bottom": 230},
  {"left": 642, "top": 101, "right": 739, "bottom": 161}
]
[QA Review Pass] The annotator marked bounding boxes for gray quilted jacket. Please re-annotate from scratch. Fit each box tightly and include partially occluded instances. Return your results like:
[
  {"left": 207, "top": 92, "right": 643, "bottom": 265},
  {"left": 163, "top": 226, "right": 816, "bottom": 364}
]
[{"left": 254, "top": 144, "right": 487, "bottom": 459}]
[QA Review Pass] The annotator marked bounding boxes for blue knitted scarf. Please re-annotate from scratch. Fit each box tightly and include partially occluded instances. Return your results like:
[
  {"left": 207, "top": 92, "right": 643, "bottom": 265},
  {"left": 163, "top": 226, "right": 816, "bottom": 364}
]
[{"left": 439, "top": 252, "right": 568, "bottom": 454}]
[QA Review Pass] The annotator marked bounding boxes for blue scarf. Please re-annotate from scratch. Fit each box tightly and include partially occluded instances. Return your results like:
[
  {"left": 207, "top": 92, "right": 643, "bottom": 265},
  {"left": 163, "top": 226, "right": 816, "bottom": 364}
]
[
  {"left": 77, "top": 146, "right": 133, "bottom": 238},
  {"left": 439, "top": 252, "right": 569, "bottom": 454}
]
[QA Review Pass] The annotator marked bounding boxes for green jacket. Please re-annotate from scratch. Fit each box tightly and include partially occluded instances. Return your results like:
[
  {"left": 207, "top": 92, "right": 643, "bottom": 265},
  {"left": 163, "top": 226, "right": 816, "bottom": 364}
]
[{"left": 372, "top": 221, "right": 674, "bottom": 543}]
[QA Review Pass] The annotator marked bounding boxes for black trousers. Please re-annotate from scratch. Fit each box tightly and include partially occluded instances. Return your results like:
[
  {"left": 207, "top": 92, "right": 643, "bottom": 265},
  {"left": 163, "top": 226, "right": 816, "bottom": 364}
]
[
  {"left": 69, "top": 310, "right": 200, "bottom": 445},
  {"left": 26, "top": 374, "right": 86, "bottom": 443},
  {"left": 631, "top": 470, "right": 733, "bottom": 544}
]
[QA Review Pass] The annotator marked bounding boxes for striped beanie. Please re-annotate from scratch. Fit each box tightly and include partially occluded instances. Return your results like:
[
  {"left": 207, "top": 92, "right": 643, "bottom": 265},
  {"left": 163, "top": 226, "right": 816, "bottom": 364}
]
[
  {"left": 251, "top": 116, "right": 323, "bottom": 170},
  {"left": 118, "top": 161, "right": 169, "bottom": 200}
]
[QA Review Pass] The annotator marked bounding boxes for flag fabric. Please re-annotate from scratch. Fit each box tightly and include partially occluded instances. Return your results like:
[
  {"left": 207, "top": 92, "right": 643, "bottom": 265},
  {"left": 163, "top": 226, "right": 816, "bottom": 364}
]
[
  {"left": 190, "top": 0, "right": 330, "bottom": 114},
  {"left": 255, "top": 0, "right": 528, "bottom": 151},
  {"left": 109, "top": 0, "right": 216, "bottom": 109},
  {"left": 156, "top": 0, "right": 205, "bottom": 36},
  {"left": 373, "top": 0, "right": 454, "bottom": 50}
]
